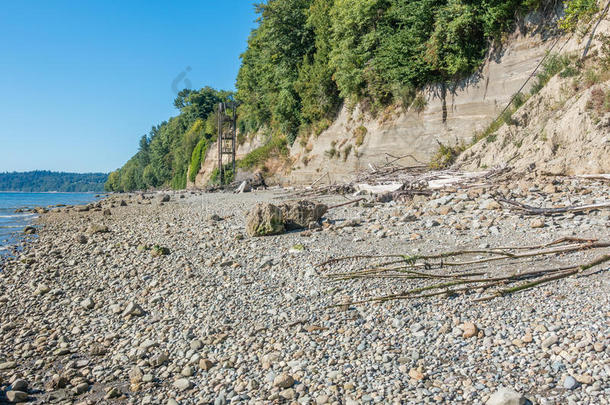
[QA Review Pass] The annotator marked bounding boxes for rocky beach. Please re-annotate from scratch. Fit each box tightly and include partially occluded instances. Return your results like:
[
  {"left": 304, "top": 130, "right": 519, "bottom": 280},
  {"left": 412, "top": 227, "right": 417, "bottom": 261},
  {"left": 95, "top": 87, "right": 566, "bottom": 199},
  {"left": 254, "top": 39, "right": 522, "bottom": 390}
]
[{"left": 0, "top": 177, "right": 609, "bottom": 404}]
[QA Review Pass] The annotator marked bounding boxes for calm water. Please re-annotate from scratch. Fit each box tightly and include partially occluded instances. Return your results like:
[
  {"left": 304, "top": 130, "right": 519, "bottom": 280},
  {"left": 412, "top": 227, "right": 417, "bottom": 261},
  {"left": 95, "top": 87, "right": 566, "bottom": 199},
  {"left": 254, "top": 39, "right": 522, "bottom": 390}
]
[{"left": 0, "top": 192, "right": 102, "bottom": 254}]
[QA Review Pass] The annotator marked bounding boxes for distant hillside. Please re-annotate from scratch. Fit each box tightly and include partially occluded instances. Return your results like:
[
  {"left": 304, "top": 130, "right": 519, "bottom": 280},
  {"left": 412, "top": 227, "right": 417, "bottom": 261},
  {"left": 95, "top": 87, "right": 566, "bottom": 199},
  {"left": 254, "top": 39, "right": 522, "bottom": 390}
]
[{"left": 0, "top": 171, "right": 108, "bottom": 192}]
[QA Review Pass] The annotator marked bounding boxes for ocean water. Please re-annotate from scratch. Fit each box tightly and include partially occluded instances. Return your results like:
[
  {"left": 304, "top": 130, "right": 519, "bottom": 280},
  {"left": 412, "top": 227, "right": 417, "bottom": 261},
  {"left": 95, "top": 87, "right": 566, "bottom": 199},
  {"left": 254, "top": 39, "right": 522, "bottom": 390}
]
[{"left": 0, "top": 192, "right": 102, "bottom": 254}]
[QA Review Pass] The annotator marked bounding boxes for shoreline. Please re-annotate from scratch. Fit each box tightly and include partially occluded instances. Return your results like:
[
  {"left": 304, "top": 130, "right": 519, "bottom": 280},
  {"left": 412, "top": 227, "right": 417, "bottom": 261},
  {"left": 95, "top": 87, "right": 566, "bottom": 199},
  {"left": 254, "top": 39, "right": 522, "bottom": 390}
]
[{"left": 0, "top": 181, "right": 608, "bottom": 404}]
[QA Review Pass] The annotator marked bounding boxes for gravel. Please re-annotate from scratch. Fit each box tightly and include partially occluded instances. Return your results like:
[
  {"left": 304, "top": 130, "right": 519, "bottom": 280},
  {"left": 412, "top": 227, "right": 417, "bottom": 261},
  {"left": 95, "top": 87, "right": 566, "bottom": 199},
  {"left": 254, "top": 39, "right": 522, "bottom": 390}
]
[{"left": 0, "top": 178, "right": 608, "bottom": 404}]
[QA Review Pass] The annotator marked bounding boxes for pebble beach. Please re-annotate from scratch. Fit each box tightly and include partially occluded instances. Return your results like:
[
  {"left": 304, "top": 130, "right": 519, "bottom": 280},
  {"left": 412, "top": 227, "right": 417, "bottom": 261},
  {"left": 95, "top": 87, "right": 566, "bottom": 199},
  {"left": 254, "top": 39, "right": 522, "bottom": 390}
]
[{"left": 0, "top": 178, "right": 609, "bottom": 404}]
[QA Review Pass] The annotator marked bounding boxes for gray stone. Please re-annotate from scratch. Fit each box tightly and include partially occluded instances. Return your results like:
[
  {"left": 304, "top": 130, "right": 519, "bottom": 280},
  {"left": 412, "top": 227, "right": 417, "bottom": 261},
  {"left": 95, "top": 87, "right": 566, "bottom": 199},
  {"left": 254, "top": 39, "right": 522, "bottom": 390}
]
[
  {"left": 6, "top": 390, "right": 28, "bottom": 403},
  {"left": 173, "top": 378, "right": 192, "bottom": 391},
  {"left": 563, "top": 376, "right": 578, "bottom": 390},
  {"left": 486, "top": 387, "right": 529, "bottom": 405}
]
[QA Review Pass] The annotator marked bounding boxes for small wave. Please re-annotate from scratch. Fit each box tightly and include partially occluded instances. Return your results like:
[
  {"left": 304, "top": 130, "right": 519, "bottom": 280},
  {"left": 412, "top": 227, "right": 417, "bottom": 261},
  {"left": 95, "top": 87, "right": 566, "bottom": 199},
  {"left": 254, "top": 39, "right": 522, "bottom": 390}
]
[
  {"left": 0, "top": 213, "right": 35, "bottom": 218},
  {"left": 0, "top": 225, "right": 23, "bottom": 229}
]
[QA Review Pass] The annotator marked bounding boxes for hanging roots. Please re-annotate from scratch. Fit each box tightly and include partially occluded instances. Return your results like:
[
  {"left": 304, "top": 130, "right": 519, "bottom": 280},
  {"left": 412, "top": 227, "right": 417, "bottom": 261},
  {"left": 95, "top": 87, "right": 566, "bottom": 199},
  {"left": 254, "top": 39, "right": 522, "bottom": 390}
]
[{"left": 317, "top": 237, "right": 609, "bottom": 306}]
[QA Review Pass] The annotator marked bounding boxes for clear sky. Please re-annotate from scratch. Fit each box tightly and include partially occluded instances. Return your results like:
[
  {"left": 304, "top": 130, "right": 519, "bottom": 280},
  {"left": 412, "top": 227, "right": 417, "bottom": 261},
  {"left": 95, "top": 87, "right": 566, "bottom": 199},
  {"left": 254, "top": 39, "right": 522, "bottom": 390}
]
[{"left": 0, "top": 1, "right": 258, "bottom": 173}]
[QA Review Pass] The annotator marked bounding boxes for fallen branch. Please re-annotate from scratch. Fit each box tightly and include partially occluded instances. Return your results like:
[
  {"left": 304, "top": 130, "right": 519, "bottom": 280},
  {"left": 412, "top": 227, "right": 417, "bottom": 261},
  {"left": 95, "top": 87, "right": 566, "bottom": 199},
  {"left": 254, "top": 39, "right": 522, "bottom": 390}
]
[
  {"left": 498, "top": 198, "right": 610, "bottom": 216},
  {"left": 319, "top": 239, "right": 609, "bottom": 306},
  {"left": 327, "top": 198, "right": 366, "bottom": 210}
]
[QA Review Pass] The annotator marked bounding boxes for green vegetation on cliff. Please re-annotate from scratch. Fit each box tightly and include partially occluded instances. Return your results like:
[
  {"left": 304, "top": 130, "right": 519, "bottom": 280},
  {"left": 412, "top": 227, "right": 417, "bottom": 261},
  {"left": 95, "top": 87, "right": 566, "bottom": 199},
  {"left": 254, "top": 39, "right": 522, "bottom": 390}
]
[
  {"left": 108, "top": 1, "right": 593, "bottom": 191},
  {"left": 235, "top": 0, "right": 546, "bottom": 144},
  {"left": 105, "top": 88, "right": 231, "bottom": 192}
]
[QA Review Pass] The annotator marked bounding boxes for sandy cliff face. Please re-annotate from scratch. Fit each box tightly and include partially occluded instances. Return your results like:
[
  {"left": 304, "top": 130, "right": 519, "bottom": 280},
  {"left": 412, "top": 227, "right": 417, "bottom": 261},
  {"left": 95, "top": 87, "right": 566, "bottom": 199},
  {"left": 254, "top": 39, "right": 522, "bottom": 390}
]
[
  {"left": 456, "top": 17, "right": 610, "bottom": 175},
  {"left": 192, "top": 11, "right": 609, "bottom": 187},
  {"left": 285, "top": 27, "right": 560, "bottom": 184},
  {"left": 455, "top": 76, "right": 610, "bottom": 175}
]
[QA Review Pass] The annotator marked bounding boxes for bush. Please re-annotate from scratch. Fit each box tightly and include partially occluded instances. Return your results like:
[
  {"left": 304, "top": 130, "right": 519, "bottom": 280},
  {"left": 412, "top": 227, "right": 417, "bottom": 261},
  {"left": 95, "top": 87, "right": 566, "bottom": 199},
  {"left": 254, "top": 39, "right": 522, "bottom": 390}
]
[
  {"left": 188, "top": 137, "right": 211, "bottom": 182},
  {"left": 586, "top": 88, "right": 610, "bottom": 115},
  {"left": 583, "top": 69, "right": 601, "bottom": 87},
  {"left": 559, "top": 0, "right": 598, "bottom": 32},
  {"left": 342, "top": 144, "right": 353, "bottom": 161},
  {"left": 530, "top": 53, "right": 572, "bottom": 95},
  {"left": 209, "top": 164, "right": 235, "bottom": 185},
  {"left": 354, "top": 126, "right": 367, "bottom": 146},
  {"left": 411, "top": 94, "right": 427, "bottom": 113},
  {"left": 429, "top": 142, "right": 466, "bottom": 169},
  {"left": 237, "top": 137, "right": 289, "bottom": 170}
]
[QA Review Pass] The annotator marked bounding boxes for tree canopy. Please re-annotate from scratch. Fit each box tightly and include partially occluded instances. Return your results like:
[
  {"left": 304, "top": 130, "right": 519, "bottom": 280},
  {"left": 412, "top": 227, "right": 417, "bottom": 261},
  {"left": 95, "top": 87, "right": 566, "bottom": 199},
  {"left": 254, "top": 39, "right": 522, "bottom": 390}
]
[
  {"left": 105, "top": 87, "right": 231, "bottom": 192},
  {"left": 236, "top": 0, "right": 539, "bottom": 142}
]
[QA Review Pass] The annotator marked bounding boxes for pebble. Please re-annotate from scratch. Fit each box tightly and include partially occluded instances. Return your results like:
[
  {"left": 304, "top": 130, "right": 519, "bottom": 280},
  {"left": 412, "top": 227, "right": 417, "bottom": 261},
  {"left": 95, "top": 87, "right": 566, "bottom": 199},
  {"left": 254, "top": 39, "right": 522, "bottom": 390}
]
[{"left": 0, "top": 186, "right": 607, "bottom": 404}]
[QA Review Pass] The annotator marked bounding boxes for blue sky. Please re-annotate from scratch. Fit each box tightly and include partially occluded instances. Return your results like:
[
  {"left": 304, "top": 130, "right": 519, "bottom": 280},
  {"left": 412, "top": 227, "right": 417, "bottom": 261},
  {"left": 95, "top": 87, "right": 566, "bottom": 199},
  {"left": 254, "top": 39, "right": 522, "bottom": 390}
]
[{"left": 0, "top": 1, "right": 258, "bottom": 173}]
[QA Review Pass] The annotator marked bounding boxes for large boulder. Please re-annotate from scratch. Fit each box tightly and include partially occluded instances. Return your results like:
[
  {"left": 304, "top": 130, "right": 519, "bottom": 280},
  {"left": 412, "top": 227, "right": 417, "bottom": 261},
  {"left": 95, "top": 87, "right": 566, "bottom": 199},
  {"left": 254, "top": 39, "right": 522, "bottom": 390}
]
[
  {"left": 279, "top": 200, "right": 327, "bottom": 230},
  {"left": 246, "top": 203, "right": 285, "bottom": 237}
]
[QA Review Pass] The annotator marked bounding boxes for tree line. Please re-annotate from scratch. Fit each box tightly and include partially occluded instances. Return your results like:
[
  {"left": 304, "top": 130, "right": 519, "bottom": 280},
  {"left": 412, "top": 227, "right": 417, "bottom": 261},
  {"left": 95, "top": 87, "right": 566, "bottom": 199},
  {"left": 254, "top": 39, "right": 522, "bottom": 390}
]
[{"left": 0, "top": 171, "right": 107, "bottom": 192}]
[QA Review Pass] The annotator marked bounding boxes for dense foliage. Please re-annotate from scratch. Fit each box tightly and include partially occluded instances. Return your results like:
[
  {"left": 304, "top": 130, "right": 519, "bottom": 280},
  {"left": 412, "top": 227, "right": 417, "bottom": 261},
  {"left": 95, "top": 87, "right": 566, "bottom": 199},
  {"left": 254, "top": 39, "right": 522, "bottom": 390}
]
[
  {"left": 236, "top": 0, "right": 543, "bottom": 142},
  {"left": 105, "top": 87, "right": 232, "bottom": 192},
  {"left": 109, "top": 1, "right": 593, "bottom": 192},
  {"left": 0, "top": 171, "right": 107, "bottom": 192}
]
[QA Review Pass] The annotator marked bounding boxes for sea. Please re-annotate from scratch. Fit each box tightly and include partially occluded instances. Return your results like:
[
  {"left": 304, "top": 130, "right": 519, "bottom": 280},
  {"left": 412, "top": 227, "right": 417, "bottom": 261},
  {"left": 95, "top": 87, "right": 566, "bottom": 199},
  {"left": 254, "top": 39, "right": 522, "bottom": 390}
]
[{"left": 0, "top": 192, "right": 102, "bottom": 256}]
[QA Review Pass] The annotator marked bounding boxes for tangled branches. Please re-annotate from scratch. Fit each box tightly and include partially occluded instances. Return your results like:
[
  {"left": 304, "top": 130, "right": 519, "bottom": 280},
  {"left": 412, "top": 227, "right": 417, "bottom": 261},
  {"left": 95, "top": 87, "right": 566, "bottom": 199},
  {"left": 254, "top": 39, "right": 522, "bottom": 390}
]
[{"left": 318, "top": 238, "right": 609, "bottom": 306}]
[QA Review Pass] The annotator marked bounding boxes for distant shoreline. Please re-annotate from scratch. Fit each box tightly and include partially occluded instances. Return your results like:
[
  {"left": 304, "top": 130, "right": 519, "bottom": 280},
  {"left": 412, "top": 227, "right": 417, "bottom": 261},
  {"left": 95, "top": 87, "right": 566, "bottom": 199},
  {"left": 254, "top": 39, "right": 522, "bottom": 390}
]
[{"left": 0, "top": 191, "right": 103, "bottom": 194}]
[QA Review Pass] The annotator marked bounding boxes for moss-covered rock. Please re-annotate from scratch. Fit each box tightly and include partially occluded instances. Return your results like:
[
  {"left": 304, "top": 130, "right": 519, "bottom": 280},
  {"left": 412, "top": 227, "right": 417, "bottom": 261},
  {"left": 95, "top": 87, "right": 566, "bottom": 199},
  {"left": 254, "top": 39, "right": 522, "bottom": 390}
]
[{"left": 245, "top": 203, "right": 285, "bottom": 237}]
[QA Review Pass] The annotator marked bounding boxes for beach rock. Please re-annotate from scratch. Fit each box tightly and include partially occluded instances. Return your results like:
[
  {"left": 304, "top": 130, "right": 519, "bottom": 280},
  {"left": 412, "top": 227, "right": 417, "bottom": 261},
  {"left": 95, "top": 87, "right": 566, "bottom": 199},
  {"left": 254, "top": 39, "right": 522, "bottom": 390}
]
[
  {"left": 23, "top": 226, "right": 36, "bottom": 234},
  {"left": 199, "top": 359, "right": 214, "bottom": 371},
  {"left": 541, "top": 334, "right": 558, "bottom": 349},
  {"left": 173, "top": 378, "right": 192, "bottom": 391},
  {"left": 75, "top": 234, "right": 88, "bottom": 244},
  {"left": 33, "top": 285, "right": 50, "bottom": 296},
  {"left": 563, "top": 376, "right": 578, "bottom": 390},
  {"left": 246, "top": 203, "right": 285, "bottom": 237},
  {"left": 279, "top": 200, "right": 327, "bottom": 230},
  {"left": 10, "top": 379, "right": 28, "bottom": 391},
  {"left": 530, "top": 218, "right": 545, "bottom": 229},
  {"left": 6, "top": 390, "right": 28, "bottom": 403},
  {"left": 103, "top": 208, "right": 111, "bottom": 216},
  {"left": 159, "top": 194, "right": 170, "bottom": 203},
  {"left": 273, "top": 373, "right": 295, "bottom": 388},
  {"left": 122, "top": 301, "right": 144, "bottom": 317},
  {"left": 486, "top": 387, "right": 529, "bottom": 405},
  {"left": 408, "top": 368, "right": 425, "bottom": 380},
  {"left": 87, "top": 224, "right": 109, "bottom": 234},
  {"left": 105, "top": 387, "right": 120, "bottom": 399},
  {"left": 80, "top": 297, "right": 94, "bottom": 309},
  {"left": 461, "top": 322, "right": 479, "bottom": 338}
]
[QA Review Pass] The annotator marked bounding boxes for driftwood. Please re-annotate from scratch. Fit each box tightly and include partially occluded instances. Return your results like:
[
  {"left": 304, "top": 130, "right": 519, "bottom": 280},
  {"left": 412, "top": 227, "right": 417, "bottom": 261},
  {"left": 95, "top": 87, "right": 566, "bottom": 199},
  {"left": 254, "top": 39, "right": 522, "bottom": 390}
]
[
  {"left": 498, "top": 198, "right": 610, "bottom": 216},
  {"left": 317, "top": 238, "right": 610, "bottom": 305}
]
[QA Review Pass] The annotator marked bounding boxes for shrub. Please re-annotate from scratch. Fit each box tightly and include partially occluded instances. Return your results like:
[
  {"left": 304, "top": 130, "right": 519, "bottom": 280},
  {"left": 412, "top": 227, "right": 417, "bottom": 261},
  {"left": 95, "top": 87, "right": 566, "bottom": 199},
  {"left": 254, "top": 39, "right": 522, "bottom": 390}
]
[
  {"left": 237, "top": 137, "right": 289, "bottom": 170},
  {"left": 586, "top": 88, "right": 610, "bottom": 115},
  {"left": 188, "top": 137, "right": 211, "bottom": 182},
  {"left": 354, "top": 126, "right": 367, "bottom": 146},
  {"left": 324, "top": 147, "right": 338, "bottom": 159},
  {"left": 530, "top": 53, "right": 572, "bottom": 95},
  {"left": 429, "top": 142, "right": 466, "bottom": 169},
  {"left": 512, "top": 92, "right": 526, "bottom": 109},
  {"left": 558, "top": 0, "right": 598, "bottom": 32},
  {"left": 411, "top": 93, "right": 427, "bottom": 113},
  {"left": 209, "top": 164, "right": 235, "bottom": 185},
  {"left": 583, "top": 69, "right": 601, "bottom": 87},
  {"left": 342, "top": 144, "right": 353, "bottom": 161},
  {"left": 393, "top": 84, "right": 416, "bottom": 110}
]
